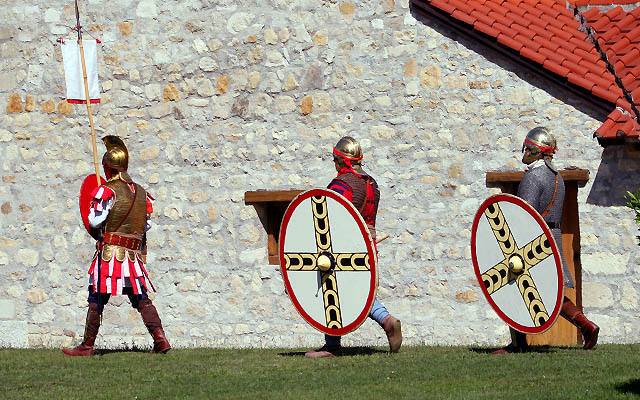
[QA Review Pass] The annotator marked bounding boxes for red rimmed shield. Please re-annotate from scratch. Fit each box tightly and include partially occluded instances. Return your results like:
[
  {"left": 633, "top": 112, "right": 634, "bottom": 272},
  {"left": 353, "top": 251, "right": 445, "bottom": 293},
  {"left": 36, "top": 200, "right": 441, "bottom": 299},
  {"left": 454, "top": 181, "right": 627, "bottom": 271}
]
[
  {"left": 79, "top": 174, "right": 106, "bottom": 240},
  {"left": 471, "top": 194, "right": 564, "bottom": 334},
  {"left": 279, "top": 189, "right": 378, "bottom": 336}
]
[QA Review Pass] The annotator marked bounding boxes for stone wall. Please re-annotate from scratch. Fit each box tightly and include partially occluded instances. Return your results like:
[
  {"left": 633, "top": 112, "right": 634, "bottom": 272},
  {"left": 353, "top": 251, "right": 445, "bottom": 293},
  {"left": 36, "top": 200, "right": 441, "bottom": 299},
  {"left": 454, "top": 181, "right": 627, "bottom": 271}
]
[{"left": 0, "top": 0, "right": 638, "bottom": 349}]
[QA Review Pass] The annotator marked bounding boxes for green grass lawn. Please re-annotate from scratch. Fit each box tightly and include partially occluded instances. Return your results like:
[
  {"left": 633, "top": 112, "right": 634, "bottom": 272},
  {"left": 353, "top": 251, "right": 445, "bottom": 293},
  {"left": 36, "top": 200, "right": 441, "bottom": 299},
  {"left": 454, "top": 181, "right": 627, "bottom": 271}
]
[{"left": 1, "top": 345, "right": 639, "bottom": 399}]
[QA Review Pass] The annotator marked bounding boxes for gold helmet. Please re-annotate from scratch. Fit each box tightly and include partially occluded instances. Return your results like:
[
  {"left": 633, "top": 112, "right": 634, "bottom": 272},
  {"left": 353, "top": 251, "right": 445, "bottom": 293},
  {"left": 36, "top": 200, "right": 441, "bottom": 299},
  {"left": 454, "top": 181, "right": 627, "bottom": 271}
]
[
  {"left": 102, "top": 135, "right": 129, "bottom": 171},
  {"left": 333, "top": 136, "right": 364, "bottom": 175},
  {"left": 522, "top": 127, "right": 557, "bottom": 160}
]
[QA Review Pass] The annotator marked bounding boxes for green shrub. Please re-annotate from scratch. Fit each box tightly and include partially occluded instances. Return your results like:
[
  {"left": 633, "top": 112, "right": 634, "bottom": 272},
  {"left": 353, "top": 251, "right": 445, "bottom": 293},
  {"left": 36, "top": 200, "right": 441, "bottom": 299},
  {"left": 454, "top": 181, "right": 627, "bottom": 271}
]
[{"left": 625, "top": 188, "right": 640, "bottom": 244}]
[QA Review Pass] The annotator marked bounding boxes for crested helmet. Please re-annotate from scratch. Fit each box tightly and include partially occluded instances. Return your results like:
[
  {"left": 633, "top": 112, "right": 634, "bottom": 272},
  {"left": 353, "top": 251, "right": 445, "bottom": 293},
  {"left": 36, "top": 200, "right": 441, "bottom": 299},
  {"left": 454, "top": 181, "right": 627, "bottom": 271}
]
[{"left": 102, "top": 135, "right": 129, "bottom": 171}]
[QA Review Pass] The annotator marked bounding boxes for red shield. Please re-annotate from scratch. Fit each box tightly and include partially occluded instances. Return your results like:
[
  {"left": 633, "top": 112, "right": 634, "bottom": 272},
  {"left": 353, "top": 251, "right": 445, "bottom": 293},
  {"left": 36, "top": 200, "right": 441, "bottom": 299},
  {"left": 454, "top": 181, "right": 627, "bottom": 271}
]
[
  {"left": 471, "top": 194, "right": 564, "bottom": 334},
  {"left": 279, "top": 189, "right": 378, "bottom": 336},
  {"left": 79, "top": 174, "right": 105, "bottom": 240}
]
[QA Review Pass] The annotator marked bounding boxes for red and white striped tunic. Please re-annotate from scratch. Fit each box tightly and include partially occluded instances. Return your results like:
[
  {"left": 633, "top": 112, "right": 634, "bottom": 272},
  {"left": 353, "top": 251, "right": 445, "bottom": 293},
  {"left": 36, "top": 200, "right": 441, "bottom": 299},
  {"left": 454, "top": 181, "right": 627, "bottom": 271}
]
[{"left": 87, "top": 185, "right": 155, "bottom": 295}]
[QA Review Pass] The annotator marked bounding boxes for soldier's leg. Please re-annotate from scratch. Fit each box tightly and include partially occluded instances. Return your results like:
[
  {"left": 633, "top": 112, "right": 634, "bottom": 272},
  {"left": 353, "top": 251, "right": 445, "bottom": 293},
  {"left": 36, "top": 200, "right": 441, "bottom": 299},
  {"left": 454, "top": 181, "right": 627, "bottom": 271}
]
[
  {"left": 62, "top": 286, "right": 110, "bottom": 356},
  {"left": 369, "top": 299, "right": 402, "bottom": 353},
  {"left": 305, "top": 335, "right": 342, "bottom": 358},
  {"left": 492, "top": 327, "right": 528, "bottom": 354},
  {"left": 130, "top": 289, "right": 171, "bottom": 354},
  {"left": 560, "top": 296, "right": 599, "bottom": 350}
]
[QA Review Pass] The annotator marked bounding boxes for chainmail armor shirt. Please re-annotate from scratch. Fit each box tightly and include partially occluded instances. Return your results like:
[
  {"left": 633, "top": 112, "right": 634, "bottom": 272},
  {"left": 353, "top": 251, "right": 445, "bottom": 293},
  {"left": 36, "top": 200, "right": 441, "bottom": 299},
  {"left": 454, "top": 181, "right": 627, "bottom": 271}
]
[{"left": 517, "top": 162, "right": 574, "bottom": 288}]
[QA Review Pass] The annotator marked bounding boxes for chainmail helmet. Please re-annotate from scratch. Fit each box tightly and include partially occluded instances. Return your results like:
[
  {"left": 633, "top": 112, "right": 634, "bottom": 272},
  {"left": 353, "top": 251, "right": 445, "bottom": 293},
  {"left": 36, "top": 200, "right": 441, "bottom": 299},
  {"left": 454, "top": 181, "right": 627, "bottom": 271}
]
[
  {"left": 522, "top": 127, "right": 557, "bottom": 164},
  {"left": 333, "top": 136, "right": 364, "bottom": 175},
  {"left": 102, "top": 135, "right": 129, "bottom": 172}
]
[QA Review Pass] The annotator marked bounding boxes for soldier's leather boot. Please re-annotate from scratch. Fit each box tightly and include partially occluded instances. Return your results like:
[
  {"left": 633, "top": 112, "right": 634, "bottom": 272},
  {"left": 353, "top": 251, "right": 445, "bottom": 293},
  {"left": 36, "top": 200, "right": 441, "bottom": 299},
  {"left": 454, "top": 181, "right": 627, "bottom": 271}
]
[
  {"left": 382, "top": 315, "right": 402, "bottom": 353},
  {"left": 561, "top": 297, "right": 599, "bottom": 350},
  {"left": 62, "top": 302, "right": 100, "bottom": 356},
  {"left": 138, "top": 298, "right": 171, "bottom": 354},
  {"left": 304, "top": 344, "right": 342, "bottom": 358},
  {"left": 492, "top": 329, "right": 528, "bottom": 354}
]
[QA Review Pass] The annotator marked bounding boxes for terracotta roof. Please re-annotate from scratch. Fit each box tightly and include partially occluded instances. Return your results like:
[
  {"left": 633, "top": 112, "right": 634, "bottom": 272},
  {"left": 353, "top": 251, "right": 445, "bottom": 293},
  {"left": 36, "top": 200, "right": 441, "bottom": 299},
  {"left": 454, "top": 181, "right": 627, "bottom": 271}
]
[
  {"left": 411, "top": 0, "right": 640, "bottom": 146},
  {"left": 581, "top": 5, "right": 640, "bottom": 141}
]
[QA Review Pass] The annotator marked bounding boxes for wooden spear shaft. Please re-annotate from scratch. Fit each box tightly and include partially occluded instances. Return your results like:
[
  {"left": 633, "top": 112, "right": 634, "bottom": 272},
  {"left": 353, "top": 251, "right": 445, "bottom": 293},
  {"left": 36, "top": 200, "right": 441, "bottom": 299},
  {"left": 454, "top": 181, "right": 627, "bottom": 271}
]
[{"left": 77, "top": 39, "right": 101, "bottom": 186}]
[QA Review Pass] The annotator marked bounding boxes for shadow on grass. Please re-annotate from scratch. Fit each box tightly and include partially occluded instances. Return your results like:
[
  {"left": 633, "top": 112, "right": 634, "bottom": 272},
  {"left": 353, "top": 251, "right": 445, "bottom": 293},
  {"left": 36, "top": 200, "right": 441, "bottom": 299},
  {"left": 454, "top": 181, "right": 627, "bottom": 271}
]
[
  {"left": 468, "top": 346, "right": 554, "bottom": 354},
  {"left": 615, "top": 379, "right": 640, "bottom": 395},
  {"left": 94, "top": 347, "right": 150, "bottom": 356},
  {"left": 278, "top": 346, "right": 387, "bottom": 357}
]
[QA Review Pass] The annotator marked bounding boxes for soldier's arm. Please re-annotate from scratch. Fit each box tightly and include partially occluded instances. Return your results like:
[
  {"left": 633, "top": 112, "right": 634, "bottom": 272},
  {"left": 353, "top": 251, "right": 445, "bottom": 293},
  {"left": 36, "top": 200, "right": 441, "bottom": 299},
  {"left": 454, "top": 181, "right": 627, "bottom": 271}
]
[
  {"left": 144, "top": 192, "right": 154, "bottom": 232},
  {"left": 517, "top": 173, "right": 542, "bottom": 209},
  {"left": 88, "top": 186, "right": 115, "bottom": 228}
]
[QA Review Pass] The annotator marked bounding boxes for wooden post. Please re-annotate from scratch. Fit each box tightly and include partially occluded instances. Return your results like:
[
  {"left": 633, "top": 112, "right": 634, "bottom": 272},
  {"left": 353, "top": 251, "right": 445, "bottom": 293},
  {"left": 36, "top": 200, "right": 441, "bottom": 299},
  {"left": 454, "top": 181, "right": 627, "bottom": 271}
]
[{"left": 77, "top": 38, "right": 101, "bottom": 186}]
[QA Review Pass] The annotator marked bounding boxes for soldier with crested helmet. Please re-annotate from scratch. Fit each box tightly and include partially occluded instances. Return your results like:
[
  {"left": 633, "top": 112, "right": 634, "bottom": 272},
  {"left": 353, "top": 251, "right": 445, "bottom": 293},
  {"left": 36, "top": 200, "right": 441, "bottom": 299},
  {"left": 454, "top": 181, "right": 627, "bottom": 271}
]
[
  {"left": 305, "top": 136, "right": 403, "bottom": 358},
  {"left": 62, "top": 136, "right": 171, "bottom": 356},
  {"left": 494, "top": 127, "right": 599, "bottom": 353}
]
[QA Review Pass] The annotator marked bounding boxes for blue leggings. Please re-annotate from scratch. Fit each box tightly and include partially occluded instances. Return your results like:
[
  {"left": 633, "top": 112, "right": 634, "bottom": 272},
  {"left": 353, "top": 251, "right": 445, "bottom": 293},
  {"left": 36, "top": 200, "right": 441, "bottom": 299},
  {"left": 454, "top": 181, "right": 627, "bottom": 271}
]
[
  {"left": 325, "top": 298, "right": 389, "bottom": 347},
  {"left": 87, "top": 286, "right": 148, "bottom": 313}
]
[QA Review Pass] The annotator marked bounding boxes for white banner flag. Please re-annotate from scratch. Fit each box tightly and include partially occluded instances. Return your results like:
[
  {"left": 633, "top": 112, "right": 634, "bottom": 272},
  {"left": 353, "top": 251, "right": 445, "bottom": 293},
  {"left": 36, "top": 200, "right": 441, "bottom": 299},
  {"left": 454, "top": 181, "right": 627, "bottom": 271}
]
[{"left": 60, "top": 39, "right": 101, "bottom": 104}]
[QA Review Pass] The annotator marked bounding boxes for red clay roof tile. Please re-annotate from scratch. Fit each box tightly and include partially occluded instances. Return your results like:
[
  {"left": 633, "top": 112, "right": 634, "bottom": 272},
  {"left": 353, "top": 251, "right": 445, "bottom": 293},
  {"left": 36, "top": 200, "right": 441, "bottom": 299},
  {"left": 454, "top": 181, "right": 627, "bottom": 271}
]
[
  {"left": 617, "top": 14, "right": 637, "bottom": 31},
  {"left": 549, "top": 35, "right": 577, "bottom": 52},
  {"left": 490, "top": 11, "right": 516, "bottom": 27},
  {"left": 609, "top": 109, "right": 624, "bottom": 122},
  {"left": 544, "top": 59, "right": 572, "bottom": 77},
  {"left": 583, "top": 7, "right": 601, "bottom": 20},
  {"left": 529, "top": 23, "right": 555, "bottom": 40},
  {"left": 494, "top": 22, "right": 519, "bottom": 39},
  {"left": 503, "top": 2, "right": 527, "bottom": 17},
  {"left": 470, "top": 2, "right": 492, "bottom": 15},
  {"left": 538, "top": 35, "right": 563, "bottom": 52},
  {"left": 431, "top": 0, "right": 456, "bottom": 14},
  {"left": 611, "top": 37, "right": 632, "bottom": 53},
  {"left": 591, "top": 16, "right": 612, "bottom": 32},
  {"left": 516, "top": 34, "right": 542, "bottom": 52},
  {"left": 512, "top": 23, "right": 534, "bottom": 37},
  {"left": 628, "top": 25, "right": 640, "bottom": 39},
  {"left": 569, "top": 36, "right": 596, "bottom": 52},
  {"left": 556, "top": 47, "right": 583, "bottom": 65},
  {"left": 617, "top": 98, "right": 633, "bottom": 112},
  {"left": 620, "top": 119, "right": 635, "bottom": 133},
  {"left": 620, "top": 48, "right": 640, "bottom": 65},
  {"left": 563, "top": 59, "right": 591, "bottom": 77},
  {"left": 521, "top": 47, "right": 546, "bottom": 65},
  {"left": 470, "top": 10, "right": 495, "bottom": 27},
  {"left": 592, "top": 85, "right": 619, "bottom": 104},
  {"left": 595, "top": 118, "right": 617, "bottom": 135},
  {"left": 475, "top": 21, "right": 501, "bottom": 37},
  {"left": 568, "top": 72, "right": 596, "bottom": 90},
  {"left": 539, "top": 46, "right": 566, "bottom": 65},
  {"left": 451, "top": 9, "right": 476, "bottom": 26},
  {"left": 598, "top": 26, "right": 621, "bottom": 42},
  {"left": 520, "top": 3, "right": 544, "bottom": 18},
  {"left": 606, "top": 6, "right": 625, "bottom": 20},
  {"left": 497, "top": 34, "right": 524, "bottom": 51},
  {"left": 574, "top": 48, "right": 602, "bottom": 64},
  {"left": 410, "top": 0, "right": 640, "bottom": 143}
]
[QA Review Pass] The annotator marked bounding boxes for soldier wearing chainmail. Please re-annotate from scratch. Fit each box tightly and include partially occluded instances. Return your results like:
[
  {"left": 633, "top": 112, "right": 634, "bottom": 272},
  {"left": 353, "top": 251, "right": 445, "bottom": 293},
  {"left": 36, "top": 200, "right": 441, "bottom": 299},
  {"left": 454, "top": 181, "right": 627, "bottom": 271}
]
[
  {"left": 494, "top": 127, "right": 599, "bottom": 354},
  {"left": 62, "top": 136, "right": 171, "bottom": 356},
  {"left": 305, "top": 136, "right": 402, "bottom": 358}
]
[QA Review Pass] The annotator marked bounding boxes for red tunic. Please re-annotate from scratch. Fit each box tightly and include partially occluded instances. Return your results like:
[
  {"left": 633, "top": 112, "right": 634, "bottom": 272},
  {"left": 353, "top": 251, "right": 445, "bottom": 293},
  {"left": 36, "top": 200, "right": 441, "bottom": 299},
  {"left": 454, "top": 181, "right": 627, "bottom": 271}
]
[{"left": 87, "top": 184, "right": 155, "bottom": 295}]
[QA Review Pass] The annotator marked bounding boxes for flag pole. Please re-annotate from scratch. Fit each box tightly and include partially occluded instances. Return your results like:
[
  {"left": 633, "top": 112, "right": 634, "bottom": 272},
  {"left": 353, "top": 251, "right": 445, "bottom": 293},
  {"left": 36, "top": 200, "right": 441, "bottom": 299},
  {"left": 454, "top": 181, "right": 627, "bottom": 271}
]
[
  {"left": 75, "top": 0, "right": 103, "bottom": 325},
  {"left": 75, "top": 0, "right": 101, "bottom": 186}
]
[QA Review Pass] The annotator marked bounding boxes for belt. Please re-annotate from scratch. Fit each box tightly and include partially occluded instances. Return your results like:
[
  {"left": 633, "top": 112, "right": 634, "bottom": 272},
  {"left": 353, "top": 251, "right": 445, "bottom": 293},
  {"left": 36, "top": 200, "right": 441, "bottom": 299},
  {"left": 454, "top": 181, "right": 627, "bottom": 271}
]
[
  {"left": 103, "top": 232, "right": 142, "bottom": 251},
  {"left": 547, "top": 222, "right": 561, "bottom": 230}
]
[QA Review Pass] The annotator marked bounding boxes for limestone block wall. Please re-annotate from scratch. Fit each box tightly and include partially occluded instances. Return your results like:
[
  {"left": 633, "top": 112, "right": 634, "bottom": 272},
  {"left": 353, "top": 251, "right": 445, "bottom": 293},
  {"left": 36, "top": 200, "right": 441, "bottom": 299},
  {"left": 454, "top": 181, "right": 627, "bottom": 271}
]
[{"left": 0, "top": 0, "right": 638, "bottom": 348}]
